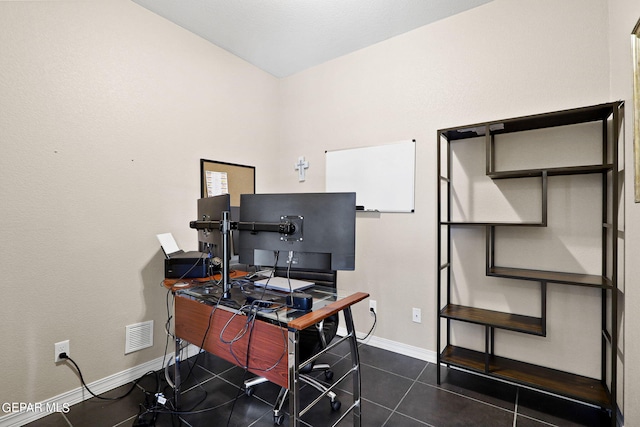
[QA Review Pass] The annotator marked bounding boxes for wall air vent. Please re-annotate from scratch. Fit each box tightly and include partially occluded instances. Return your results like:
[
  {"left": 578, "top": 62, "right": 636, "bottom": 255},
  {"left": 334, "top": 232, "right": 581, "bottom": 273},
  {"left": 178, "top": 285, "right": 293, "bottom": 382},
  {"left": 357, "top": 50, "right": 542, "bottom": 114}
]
[{"left": 125, "top": 320, "right": 154, "bottom": 354}]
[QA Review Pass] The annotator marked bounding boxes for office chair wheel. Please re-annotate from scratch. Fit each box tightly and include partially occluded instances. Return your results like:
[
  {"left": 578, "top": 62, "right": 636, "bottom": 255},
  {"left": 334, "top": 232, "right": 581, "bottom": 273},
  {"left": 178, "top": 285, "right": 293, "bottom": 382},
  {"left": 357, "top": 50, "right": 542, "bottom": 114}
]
[
  {"left": 324, "top": 369, "right": 334, "bottom": 380},
  {"left": 274, "top": 414, "right": 285, "bottom": 425},
  {"left": 330, "top": 399, "right": 341, "bottom": 411},
  {"left": 244, "top": 387, "right": 255, "bottom": 397}
]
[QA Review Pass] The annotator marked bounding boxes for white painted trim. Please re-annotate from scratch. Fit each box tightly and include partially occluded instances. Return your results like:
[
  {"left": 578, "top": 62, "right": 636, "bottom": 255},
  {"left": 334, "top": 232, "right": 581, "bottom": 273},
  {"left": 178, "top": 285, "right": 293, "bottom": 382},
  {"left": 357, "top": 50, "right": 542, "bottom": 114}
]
[
  {"left": 337, "top": 326, "right": 436, "bottom": 363},
  {"left": 0, "top": 353, "right": 173, "bottom": 427},
  {"left": 0, "top": 333, "right": 430, "bottom": 427}
]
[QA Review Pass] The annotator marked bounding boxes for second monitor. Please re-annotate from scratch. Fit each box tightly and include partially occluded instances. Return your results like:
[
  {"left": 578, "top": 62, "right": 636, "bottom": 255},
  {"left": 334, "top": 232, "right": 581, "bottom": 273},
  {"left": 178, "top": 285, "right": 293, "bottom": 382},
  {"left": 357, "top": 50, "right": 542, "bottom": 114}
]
[{"left": 238, "top": 192, "right": 356, "bottom": 271}]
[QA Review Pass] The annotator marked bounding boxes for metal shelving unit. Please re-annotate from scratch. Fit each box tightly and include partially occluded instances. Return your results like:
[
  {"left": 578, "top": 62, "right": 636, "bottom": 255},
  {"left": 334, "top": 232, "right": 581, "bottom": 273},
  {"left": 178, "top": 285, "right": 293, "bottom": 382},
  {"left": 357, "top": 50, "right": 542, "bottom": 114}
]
[{"left": 436, "top": 102, "right": 623, "bottom": 426}]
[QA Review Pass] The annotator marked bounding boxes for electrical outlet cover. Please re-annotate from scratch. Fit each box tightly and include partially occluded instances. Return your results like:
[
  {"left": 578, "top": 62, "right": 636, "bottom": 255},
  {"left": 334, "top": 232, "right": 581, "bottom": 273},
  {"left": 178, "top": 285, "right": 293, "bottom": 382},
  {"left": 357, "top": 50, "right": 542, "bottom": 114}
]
[{"left": 54, "top": 340, "right": 69, "bottom": 363}]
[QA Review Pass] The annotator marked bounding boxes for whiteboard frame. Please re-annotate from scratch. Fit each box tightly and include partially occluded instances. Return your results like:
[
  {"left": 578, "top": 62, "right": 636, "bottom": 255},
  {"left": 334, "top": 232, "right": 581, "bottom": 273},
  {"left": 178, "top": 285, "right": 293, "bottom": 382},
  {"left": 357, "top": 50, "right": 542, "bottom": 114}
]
[{"left": 325, "top": 140, "right": 416, "bottom": 213}]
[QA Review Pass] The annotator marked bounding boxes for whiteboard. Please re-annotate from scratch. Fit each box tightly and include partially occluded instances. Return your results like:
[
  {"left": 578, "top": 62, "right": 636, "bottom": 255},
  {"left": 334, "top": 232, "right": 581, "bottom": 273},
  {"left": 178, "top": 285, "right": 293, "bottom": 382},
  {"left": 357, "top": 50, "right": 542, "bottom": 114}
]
[{"left": 326, "top": 140, "right": 415, "bottom": 213}]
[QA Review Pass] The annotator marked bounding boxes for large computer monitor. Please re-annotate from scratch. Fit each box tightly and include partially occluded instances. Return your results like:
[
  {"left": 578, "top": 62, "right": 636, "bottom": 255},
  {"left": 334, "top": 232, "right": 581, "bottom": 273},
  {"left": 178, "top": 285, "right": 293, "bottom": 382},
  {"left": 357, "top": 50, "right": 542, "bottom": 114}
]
[
  {"left": 238, "top": 192, "right": 356, "bottom": 271},
  {"left": 196, "top": 194, "right": 231, "bottom": 258}
]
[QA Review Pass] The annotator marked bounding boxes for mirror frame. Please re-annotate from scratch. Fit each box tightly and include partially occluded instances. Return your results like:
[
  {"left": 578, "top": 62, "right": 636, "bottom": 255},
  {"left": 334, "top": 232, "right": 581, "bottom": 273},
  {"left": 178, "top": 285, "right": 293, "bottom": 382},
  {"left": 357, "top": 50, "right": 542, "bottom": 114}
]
[{"left": 633, "top": 18, "right": 640, "bottom": 202}]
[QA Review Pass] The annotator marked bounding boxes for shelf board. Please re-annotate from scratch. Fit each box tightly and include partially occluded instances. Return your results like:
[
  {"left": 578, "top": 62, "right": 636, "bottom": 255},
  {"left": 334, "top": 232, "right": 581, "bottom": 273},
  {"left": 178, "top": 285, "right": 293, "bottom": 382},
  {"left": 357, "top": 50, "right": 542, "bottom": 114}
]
[
  {"left": 440, "top": 304, "right": 544, "bottom": 336},
  {"left": 440, "top": 345, "right": 612, "bottom": 409},
  {"left": 488, "top": 266, "right": 612, "bottom": 289},
  {"left": 441, "top": 221, "right": 545, "bottom": 227},
  {"left": 439, "top": 102, "right": 618, "bottom": 141},
  {"left": 488, "top": 164, "right": 614, "bottom": 179}
]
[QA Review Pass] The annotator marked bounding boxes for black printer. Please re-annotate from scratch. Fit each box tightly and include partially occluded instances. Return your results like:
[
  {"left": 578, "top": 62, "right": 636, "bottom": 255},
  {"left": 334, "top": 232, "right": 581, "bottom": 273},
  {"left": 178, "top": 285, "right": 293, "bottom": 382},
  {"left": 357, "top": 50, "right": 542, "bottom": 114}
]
[
  {"left": 164, "top": 251, "right": 211, "bottom": 278},
  {"left": 157, "top": 233, "right": 213, "bottom": 278}
]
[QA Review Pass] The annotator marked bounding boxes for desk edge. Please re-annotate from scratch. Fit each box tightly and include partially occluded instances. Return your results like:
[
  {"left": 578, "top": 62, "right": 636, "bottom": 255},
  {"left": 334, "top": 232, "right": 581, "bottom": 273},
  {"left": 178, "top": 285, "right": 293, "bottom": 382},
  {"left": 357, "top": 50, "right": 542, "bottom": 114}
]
[{"left": 288, "top": 292, "right": 369, "bottom": 331}]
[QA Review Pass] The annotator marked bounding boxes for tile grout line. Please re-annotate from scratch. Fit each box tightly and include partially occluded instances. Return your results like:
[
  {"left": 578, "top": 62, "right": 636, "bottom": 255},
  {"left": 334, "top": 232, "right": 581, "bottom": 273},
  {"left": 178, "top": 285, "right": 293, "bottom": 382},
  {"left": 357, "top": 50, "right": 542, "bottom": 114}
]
[
  {"left": 381, "top": 362, "right": 432, "bottom": 427},
  {"left": 423, "top": 380, "right": 514, "bottom": 415},
  {"left": 112, "top": 415, "right": 137, "bottom": 427},
  {"left": 62, "top": 412, "right": 73, "bottom": 427},
  {"left": 513, "top": 388, "right": 519, "bottom": 427}
]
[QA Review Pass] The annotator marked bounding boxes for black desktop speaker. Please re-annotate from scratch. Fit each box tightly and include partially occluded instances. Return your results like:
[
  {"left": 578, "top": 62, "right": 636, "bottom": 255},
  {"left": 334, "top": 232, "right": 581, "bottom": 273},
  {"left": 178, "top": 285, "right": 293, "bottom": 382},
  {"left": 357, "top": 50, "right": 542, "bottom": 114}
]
[{"left": 286, "top": 292, "right": 313, "bottom": 311}]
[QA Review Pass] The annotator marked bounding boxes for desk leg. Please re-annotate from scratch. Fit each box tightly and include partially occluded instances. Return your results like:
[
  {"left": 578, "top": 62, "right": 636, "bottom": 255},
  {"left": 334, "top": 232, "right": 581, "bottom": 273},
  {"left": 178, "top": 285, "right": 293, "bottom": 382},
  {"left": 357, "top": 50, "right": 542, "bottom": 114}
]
[
  {"left": 288, "top": 328, "right": 301, "bottom": 427},
  {"left": 174, "top": 337, "right": 181, "bottom": 409},
  {"left": 344, "top": 307, "right": 362, "bottom": 427}
]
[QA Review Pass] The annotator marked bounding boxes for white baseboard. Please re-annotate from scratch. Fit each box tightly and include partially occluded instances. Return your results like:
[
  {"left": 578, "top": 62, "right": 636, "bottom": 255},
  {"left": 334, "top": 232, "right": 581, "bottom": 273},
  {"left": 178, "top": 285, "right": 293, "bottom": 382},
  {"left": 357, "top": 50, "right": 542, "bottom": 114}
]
[
  {"left": 337, "top": 326, "right": 436, "bottom": 363},
  {"left": 0, "top": 354, "right": 174, "bottom": 427},
  {"left": 1, "top": 333, "right": 431, "bottom": 427}
]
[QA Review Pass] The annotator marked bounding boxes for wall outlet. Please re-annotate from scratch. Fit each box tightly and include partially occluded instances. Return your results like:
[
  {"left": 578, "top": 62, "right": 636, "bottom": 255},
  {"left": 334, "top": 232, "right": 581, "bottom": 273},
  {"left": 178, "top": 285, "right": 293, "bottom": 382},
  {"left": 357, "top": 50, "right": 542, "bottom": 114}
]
[
  {"left": 412, "top": 308, "right": 421, "bottom": 323},
  {"left": 54, "top": 340, "right": 69, "bottom": 363},
  {"left": 369, "top": 300, "right": 377, "bottom": 315}
]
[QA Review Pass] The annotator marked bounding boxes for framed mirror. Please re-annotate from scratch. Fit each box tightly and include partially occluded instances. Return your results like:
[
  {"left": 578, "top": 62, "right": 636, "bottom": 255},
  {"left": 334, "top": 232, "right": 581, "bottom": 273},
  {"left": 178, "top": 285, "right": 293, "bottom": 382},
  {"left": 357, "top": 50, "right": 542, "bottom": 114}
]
[{"left": 633, "top": 18, "right": 640, "bottom": 202}]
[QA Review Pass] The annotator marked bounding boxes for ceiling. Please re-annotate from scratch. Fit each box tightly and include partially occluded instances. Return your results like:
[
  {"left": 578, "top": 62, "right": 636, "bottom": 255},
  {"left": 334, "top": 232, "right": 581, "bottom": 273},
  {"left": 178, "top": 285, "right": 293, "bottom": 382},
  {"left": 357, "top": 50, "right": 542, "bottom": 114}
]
[{"left": 132, "top": 0, "right": 493, "bottom": 78}]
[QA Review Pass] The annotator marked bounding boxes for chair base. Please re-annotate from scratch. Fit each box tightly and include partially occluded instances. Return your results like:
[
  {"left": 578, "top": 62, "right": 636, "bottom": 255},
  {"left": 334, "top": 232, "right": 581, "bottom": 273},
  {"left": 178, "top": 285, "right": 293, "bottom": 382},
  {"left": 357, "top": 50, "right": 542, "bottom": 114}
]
[{"left": 244, "top": 370, "right": 340, "bottom": 425}]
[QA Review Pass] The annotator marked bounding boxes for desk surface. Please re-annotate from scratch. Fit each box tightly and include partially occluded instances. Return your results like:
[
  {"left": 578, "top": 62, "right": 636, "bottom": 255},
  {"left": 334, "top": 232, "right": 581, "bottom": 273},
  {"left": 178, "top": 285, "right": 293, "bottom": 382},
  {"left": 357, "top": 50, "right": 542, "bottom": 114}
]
[
  {"left": 177, "top": 282, "right": 366, "bottom": 328},
  {"left": 163, "top": 269, "right": 247, "bottom": 289},
  {"left": 165, "top": 271, "right": 368, "bottom": 330}
]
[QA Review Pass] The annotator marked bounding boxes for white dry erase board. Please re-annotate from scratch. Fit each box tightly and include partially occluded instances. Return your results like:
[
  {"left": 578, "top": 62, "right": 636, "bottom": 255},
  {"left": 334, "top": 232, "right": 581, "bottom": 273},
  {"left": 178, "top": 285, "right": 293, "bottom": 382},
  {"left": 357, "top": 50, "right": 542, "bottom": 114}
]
[{"left": 325, "top": 140, "right": 415, "bottom": 213}]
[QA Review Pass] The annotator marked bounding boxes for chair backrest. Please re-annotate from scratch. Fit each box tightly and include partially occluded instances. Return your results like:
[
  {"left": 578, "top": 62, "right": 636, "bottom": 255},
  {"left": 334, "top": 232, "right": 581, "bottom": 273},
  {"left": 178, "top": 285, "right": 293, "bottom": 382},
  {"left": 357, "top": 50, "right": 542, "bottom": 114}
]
[{"left": 273, "top": 267, "right": 337, "bottom": 290}]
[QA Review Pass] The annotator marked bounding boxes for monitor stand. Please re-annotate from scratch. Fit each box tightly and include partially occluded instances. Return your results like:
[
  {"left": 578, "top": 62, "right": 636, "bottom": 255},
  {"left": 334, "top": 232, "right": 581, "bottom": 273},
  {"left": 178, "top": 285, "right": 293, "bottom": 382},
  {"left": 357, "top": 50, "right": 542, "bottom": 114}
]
[{"left": 221, "top": 210, "right": 232, "bottom": 300}]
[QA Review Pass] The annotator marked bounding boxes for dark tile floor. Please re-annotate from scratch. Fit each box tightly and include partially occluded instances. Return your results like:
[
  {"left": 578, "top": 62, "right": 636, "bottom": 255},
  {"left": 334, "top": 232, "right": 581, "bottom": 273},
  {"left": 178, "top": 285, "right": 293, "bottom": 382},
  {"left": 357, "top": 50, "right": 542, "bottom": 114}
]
[{"left": 27, "top": 340, "right": 613, "bottom": 427}]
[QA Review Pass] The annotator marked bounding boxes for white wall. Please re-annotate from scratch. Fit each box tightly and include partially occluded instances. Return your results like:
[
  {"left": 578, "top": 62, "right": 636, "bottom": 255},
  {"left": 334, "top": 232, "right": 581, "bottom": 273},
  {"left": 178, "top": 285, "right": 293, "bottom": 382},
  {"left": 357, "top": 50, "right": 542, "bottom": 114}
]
[
  {"left": 279, "top": 0, "right": 611, "bottom": 368},
  {"left": 0, "top": 0, "right": 280, "bottom": 406}
]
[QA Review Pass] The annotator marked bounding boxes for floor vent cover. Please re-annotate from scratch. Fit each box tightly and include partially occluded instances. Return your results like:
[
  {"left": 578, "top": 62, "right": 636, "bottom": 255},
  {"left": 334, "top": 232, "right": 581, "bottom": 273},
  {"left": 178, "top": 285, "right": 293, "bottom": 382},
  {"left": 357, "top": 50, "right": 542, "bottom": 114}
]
[{"left": 125, "top": 320, "right": 154, "bottom": 354}]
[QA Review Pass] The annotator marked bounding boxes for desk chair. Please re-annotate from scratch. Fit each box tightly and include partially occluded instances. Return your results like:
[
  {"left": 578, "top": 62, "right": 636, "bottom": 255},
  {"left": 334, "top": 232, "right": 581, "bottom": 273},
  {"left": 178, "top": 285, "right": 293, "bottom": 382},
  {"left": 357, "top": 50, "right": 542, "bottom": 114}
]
[{"left": 244, "top": 267, "right": 341, "bottom": 425}]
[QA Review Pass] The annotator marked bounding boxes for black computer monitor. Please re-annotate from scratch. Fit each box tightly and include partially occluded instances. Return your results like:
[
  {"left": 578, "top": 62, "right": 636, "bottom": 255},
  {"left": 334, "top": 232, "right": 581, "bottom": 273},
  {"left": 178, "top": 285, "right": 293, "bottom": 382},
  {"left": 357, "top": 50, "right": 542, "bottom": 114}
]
[
  {"left": 238, "top": 192, "right": 356, "bottom": 271},
  {"left": 197, "top": 194, "right": 231, "bottom": 258}
]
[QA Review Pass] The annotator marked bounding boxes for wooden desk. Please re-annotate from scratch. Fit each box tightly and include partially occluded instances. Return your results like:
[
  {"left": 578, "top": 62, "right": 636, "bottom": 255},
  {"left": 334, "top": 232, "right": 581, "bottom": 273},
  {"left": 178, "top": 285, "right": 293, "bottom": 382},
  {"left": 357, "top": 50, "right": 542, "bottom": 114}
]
[
  {"left": 167, "top": 275, "right": 368, "bottom": 426},
  {"left": 174, "top": 293, "right": 290, "bottom": 388}
]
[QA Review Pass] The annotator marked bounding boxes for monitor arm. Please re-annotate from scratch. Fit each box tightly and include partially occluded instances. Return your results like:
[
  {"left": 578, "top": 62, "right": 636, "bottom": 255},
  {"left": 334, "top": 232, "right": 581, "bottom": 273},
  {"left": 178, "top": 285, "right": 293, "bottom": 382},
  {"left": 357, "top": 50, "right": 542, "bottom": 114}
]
[
  {"left": 188, "top": 220, "right": 296, "bottom": 234},
  {"left": 189, "top": 215, "right": 297, "bottom": 298}
]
